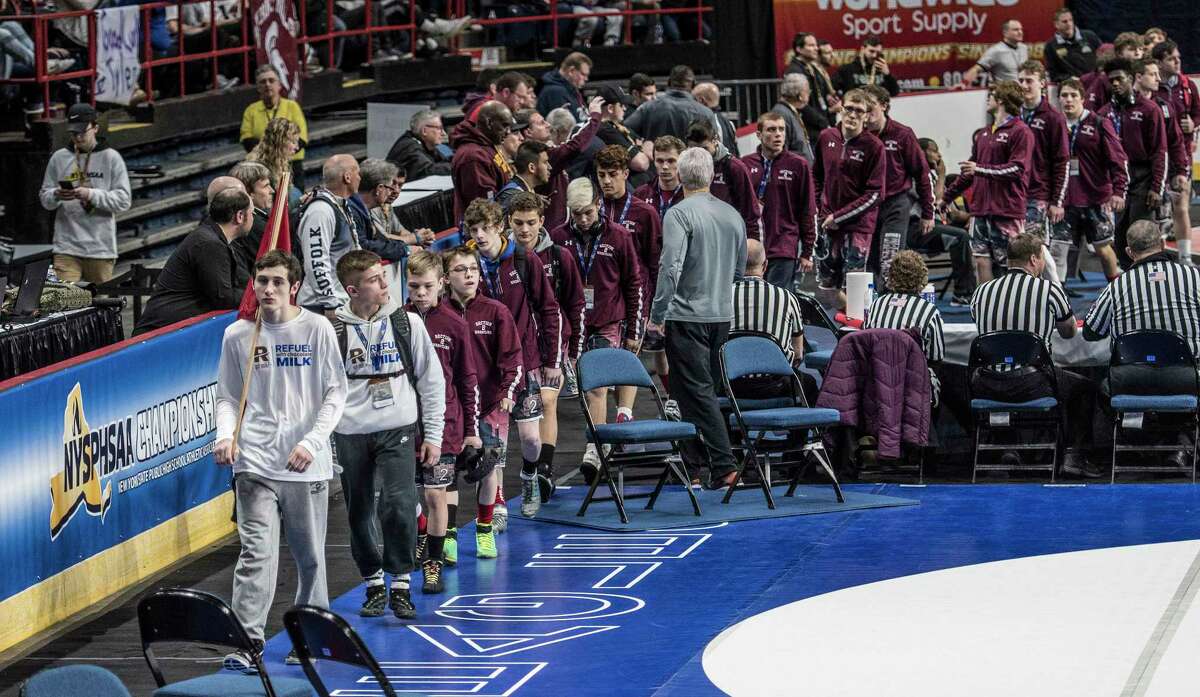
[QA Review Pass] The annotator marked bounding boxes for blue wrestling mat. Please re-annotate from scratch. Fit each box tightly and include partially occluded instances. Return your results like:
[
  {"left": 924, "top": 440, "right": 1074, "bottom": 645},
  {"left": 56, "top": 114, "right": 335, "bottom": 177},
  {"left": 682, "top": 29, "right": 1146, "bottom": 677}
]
[{"left": 254, "top": 484, "right": 1200, "bottom": 697}]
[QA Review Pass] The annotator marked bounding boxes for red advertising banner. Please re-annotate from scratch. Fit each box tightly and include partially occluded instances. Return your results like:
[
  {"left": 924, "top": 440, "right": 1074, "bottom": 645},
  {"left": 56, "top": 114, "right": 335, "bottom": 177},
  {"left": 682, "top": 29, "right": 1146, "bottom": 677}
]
[
  {"left": 774, "top": 0, "right": 1060, "bottom": 89},
  {"left": 251, "top": 0, "right": 303, "bottom": 100}
]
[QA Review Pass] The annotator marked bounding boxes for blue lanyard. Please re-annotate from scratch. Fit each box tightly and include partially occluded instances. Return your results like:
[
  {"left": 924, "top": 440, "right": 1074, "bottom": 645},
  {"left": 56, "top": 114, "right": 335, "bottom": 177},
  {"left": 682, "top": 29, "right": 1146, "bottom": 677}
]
[
  {"left": 756, "top": 156, "right": 774, "bottom": 201},
  {"left": 353, "top": 319, "right": 390, "bottom": 373},
  {"left": 571, "top": 225, "right": 603, "bottom": 281},
  {"left": 656, "top": 183, "right": 680, "bottom": 219},
  {"left": 1108, "top": 104, "right": 1122, "bottom": 137},
  {"left": 1020, "top": 105, "right": 1036, "bottom": 125},
  {"left": 481, "top": 258, "right": 502, "bottom": 298},
  {"left": 1068, "top": 111, "right": 1086, "bottom": 156},
  {"left": 601, "top": 192, "right": 633, "bottom": 226}
]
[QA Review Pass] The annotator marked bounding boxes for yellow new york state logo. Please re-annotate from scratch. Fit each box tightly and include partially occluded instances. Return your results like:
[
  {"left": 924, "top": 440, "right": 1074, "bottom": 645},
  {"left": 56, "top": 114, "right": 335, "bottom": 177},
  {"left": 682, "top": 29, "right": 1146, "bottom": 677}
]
[{"left": 49, "top": 384, "right": 112, "bottom": 539}]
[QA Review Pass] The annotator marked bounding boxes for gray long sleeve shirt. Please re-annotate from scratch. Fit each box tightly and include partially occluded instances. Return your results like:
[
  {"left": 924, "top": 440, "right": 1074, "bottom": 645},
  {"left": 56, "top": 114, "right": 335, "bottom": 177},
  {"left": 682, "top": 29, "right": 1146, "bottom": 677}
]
[
  {"left": 39, "top": 143, "right": 131, "bottom": 259},
  {"left": 650, "top": 192, "right": 747, "bottom": 325}
]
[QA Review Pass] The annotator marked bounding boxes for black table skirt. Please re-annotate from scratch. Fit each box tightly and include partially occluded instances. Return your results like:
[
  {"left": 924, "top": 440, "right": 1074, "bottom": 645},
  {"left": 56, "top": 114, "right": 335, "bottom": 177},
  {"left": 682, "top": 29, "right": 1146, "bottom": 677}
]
[
  {"left": 394, "top": 189, "right": 454, "bottom": 233},
  {"left": 0, "top": 305, "right": 125, "bottom": 383}
]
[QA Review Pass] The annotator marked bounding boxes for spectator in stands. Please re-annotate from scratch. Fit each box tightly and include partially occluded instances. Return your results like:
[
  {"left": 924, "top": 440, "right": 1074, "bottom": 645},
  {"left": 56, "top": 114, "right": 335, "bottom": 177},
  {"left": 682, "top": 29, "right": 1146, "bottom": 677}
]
[
  {"left": 1153, "top": 40, "right": 1197, "bottom": 264},
  {"left": 773, "top": 73, "right": 817, "bottom": 161},
  {"left": 1083, "top": 33, "right": 1144, "bottom": 111},
  {"left": 831, "top": 35, "right": 899, "bottom": 97},
  {"left": 165, "top": 0, "right": 242, "bottom": 91},
  {"left": 450, "top": 101, "right": 515, "bottom": 222},
  {"left": 490, "top": 71, "right": 537, "bottom": 115},
  {"left": 241, "top": 65, "right": 308, "bottom": 189},
  {"left": 692, "top": 82, "right": 737, "bottom": 154},
  {"left": 536, "top": 52, "right": 592, "bottom": 119},
  {"left": 813, "top": 89, "right": 885, "bottom": 302},
  {"left": 625, "top": 64, "right": 717, "bottom": 142},
  {"left": 1143, "top": 27, "right": 1167, "bottom": 51},
  {"left": 818, "top": 40, "right": 839, "bottom": 72},
  {"left": 783, "top": 32, "right": 839, "bottom": 142},
  {"left": 972, "top": 232, "right": 1099, "bottom": 476},
  {"left": 501, "top": 113, "right": 527, "bottom": 163},
  {"left": 647, "top": 147, "right": 747, "bottom": 488},
  {"left": 861, "top": 85, "right": 933, "bottom": 290},
  {"left": 1049, "top": 78, "right": 1126, "bottom": 283},
  {"left": 386, "top": 110, "right": 451, "bottom": 182},
  {"left": 628, "top": 72, "right": 657, "bottom": 109},
  {"left": 214, "top": 250, "right": 347, "bottom": 667},
  {"left": 349, "top": 158, "right": 410, "bottom": 267},
  {"left": 1043, "top": 7, "right": 1100, "bottom": 82},
  {"left": 297, "top": 154, "right": 362, "bottom": 316},
  {"left": 133, "top": 187, "right": 254, "bottom": 335},
  {"left": 731, "top": 238, "right": 818, "bottom": 403},
  {"left": 39, "top": 103, "right": 131, "bottom": 283},
  {"left": 546, "top": 107, "right": 577, "bottom": 146},
  {"left": 906, "top": 139, "right": 975, "bottom": 305},
  {"left": 862, "top": 251, "right": 944, "bottom": 407},
  {"left": 742, "top": 111, "right": 817, "bottom": 290},
  {"left": 944, "top": 80, "right": 1033, "bottom": 283},
  {"left": 1017, "top": 61, "right": 1068, "bottom": 284},
  {"left": 959, "top": 20, "right": 1027, "bottom": 88},
  {"left": 497, "top": 141, "right": 552, "bottom": 212},
  {"left": 685, "top": 118, "right": 762, "bottom": 241},
  {"left": 248, "top": 118, "right": 302, "bottom": 205},
  {"left": 594, "top": 85, "right": 652, "bottom": 183},
  {"left": 659, "top": 0, "right": 710, "bottom": 42},
  {"left": 1097, "top": 58, "right": 1168, "bottom": 268}
]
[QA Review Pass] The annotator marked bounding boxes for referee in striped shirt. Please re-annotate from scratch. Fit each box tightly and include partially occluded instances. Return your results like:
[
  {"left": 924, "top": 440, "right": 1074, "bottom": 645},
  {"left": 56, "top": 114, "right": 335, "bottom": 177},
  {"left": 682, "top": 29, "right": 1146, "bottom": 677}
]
[
  {"left": 732, "top": 239, "right": 819, "bottom": 404},
  {"left": 862, "top": 250, "right": 946, "bottom": 407},
  {"left": 971, "top": 232, "right": 1100, "bottom": 477}
]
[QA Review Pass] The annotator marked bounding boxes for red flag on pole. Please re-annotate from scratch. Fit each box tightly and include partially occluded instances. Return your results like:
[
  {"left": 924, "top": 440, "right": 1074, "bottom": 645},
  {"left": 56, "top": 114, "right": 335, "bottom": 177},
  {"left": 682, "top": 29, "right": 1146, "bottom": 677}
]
[{"left": 237, "top": 173, "right": 293, "bottom": 320}]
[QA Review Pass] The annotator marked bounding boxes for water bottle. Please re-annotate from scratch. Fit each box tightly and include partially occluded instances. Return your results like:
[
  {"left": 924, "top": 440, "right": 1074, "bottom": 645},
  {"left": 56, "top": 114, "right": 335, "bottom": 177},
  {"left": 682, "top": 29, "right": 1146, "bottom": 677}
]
[{"left": 921, "top": 283, "right": 935, "bottom": 305}]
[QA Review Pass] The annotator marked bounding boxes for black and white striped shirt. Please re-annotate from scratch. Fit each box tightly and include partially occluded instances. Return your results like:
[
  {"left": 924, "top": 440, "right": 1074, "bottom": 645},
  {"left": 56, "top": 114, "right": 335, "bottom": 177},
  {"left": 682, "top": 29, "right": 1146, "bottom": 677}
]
[
  {"left": 1085, "top": 253, "right": 1200, "bottom": 358},
  {"left": 971, "top": 268, "right": 1073, "bottom": 348},
  {"left": 732, "top": 276, "right": 804, "bottom": 360},
  {"left": 864, "top": 292, "right": 945, "bottom": 399}
]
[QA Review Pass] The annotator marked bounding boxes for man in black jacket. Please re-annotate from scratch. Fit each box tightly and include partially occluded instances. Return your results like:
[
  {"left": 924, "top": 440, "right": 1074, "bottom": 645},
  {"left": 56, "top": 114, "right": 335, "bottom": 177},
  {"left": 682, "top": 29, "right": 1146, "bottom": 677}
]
[
  {"left": 831, "top": 35, "right": 899, "bottom": 97},
  {"left": 133, "top": 188, "right": 254, "bottom": 334},
  {"left": 386, "top": 110, "right": 451, "bottom": 182},
  {"left": 1042, "top": 8, "right": 1101, "bottom": 82}
]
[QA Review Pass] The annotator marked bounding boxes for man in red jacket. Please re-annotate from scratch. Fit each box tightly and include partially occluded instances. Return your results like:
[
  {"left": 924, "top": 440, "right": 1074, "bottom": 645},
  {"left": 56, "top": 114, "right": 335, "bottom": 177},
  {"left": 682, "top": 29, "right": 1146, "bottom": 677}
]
[
  {"left": 550, "top": 178, "right": 644, "bottom": 480},
  {"left": 685, "top": 118, "right": 763, "bottom": 241},
  {"left": 1017, "top": 61, "right": 1069, "bottom": 284},
  {"left": 814, "top": 88, "right": 885, "bottom": 298},
  {"left": 742, "top": 111, "right": 818, "bottom": 291},
  {"left": 1154, "top": 40, "right": 1198, "bottom": 263},
  {"left": 944, "top": 80, "right": 1034, "bottom": 283},
  {"left": 861, "top": 85, "right": 934, "bottom": 291},
  {"left": 450, "top": 102, "right": 515, "bottom": 222}
]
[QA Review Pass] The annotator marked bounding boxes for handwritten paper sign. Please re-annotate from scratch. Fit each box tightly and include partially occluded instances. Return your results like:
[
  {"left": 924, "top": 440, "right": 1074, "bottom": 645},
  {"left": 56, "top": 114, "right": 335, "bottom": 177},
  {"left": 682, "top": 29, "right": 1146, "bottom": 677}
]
[{"left": 94, "top": 5, "right": 142, "bottom": 105}]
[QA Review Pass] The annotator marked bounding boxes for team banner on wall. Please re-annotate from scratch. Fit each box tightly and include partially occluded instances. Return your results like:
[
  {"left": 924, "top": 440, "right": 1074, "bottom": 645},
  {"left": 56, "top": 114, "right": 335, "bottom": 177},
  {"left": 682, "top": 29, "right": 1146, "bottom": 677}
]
[
  {"left": 0, "top": 312, "right": 237, "bottom": 606},
  {"left": 774, "top": 0, "right": 1059, "bottom": 89},
  {"left": 251, "top": 0, "right": 303, "bottom": 100}
]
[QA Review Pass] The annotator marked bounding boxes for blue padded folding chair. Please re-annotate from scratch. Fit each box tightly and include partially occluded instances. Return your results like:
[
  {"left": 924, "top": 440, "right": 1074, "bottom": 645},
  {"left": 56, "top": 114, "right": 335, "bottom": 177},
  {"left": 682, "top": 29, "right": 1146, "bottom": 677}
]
[
  {"left": 284, "top": 605, "right": 413, "bottom": 697},
  {"left": 21, "top": 665, "right": 132, "bottom": 697},
  {"left": 794, "top": 291, "right": 839, "bottom": 372},
  {"left": 138, "top": 588, "right": 314, "bottom": 697},
  {"left": 720, "top": 335, "right": 844, "bottom": 508},
  {"left": 968, "top": 331, "right": 1062, "bottom": 482},
  {"left": 575, "top": 348, "right": 702, "bottom": 524},
  {"left": 1109, "top": 330, "right": 1200, "bottom": 483}
]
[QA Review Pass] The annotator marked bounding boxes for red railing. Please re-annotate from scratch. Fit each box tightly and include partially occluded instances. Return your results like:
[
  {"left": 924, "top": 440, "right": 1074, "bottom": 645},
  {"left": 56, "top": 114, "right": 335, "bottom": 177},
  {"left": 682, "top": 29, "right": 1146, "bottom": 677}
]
[{"left": 1, "top": 0, "right": 711, "bottom": 118}]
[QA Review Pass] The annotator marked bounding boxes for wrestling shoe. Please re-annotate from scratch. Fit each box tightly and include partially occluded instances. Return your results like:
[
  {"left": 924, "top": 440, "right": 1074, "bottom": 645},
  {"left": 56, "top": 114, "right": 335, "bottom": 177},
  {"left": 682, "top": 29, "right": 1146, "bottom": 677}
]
[
  {"left": 520, "top": 473, "right": 541, "bottom": 517},
  {"left": 422, "top": 559, "right": 444, "bottom": 594},
  {"left": 389, "top": 587, "right": 416, "bottom": 619},
  {"left": 359, "top": 584, "right": 388, "bottom": 617},
  {"left": 476, "top": 525, "right": 498, "bottom": 559}
]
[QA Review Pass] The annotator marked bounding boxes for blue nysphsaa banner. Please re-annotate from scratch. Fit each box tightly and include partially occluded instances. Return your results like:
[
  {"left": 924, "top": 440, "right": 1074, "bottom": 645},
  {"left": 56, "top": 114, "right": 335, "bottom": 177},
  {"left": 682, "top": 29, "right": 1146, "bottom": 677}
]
[{"left": 0, "top": 311, "right": 238, "bottom": 603}]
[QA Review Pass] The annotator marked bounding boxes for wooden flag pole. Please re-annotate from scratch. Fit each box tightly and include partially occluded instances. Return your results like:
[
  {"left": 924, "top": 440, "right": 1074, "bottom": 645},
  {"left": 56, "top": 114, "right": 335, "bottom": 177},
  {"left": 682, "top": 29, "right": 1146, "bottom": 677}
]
[{"left": 231, "top": 169, "right": 292, "bottom": 452}]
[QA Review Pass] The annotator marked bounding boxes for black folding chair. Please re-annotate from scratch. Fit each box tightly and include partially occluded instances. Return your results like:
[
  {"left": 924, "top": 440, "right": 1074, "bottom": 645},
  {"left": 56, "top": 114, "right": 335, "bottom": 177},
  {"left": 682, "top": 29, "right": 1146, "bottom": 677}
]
[
  {"left": 137, "top": 588, "right": 314, "bottom": 697},
  {"left": 283, "top": 605, "right": 404, "bottom": 697},
  {"left": 575, "top": 348, "right": 702, "bottom": 524},
  {"left": 794, "top": 290, "right": 839, "bottom": 372},
  {"left": 968, "top": 331, "right": 1062, "bottom": 482},
  {"left": 1109, "top": 330, "right": 1200, "bottom": 482}
]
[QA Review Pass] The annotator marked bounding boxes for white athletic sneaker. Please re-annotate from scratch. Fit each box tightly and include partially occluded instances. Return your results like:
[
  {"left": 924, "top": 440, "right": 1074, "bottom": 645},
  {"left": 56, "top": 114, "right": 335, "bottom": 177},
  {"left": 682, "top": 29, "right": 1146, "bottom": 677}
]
[
  {"left": 520, "top": 473, "right": 541, "bottom": 517},
  {"left": 581, "top": 443, "right": 601, "bottom": 484},
  {"left": 663, "top": 399, "right": 682, "bottom": 421},
  {"left": 492, "top": 503, "right": 509, "bottom": 533}
]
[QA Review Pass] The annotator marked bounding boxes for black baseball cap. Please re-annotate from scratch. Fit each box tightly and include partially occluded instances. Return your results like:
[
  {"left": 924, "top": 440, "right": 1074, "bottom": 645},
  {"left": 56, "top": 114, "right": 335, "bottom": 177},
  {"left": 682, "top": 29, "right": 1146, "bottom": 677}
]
[
  {"left": 66, "top": 103, "right": 97, "bottom": 133},
  {"left": 597, "top": 85, "right": 635, "bottom": 106}
]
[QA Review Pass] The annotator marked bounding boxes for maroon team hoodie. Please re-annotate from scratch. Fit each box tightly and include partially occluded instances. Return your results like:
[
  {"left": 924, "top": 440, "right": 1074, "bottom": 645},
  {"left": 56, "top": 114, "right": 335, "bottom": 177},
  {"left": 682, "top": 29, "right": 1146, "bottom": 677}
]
[
  {"left": 447, "top": 293, "right": 523, "bottom": 416},
  {"left": 1098, "top": 94, "right": 1168, "bottom": 196},
  {"left": 531, "top": 230, "right": 586, "bottom": 360},
  {"left": 710, "top": 146, "right": 763, "bottom": 239},
  {"left": 601, "top": 189, "right": 661, "bottom": 311},
  {"left": 450, "top": 120, "right": 512, "bottom": 221},
  {"left": 549, "top": 218, "right": 643, "bottom": 353},
  {"left": 742, "top": 148, "right": 818, "bottom": 261},
  {"left": 1065, "top": 110, "right": 1130, "bottom": 207},
  {"left": 875, "top": 117, "right": 934, "bottom": 219},
  {"left": 943, "top": 116, "right": 1034, "bottom": 220},
  {"left": 409, "top": 299, "right": 480, "bottom": 456},
  {"left": 815, "top": 127, "right": 886, "bottom": 248},
  {"left": 1020, "top": 98, "right": 1070, "bottom": 207},
  {"left": 477, "top": 237, "right": 563, "bottom": 371}
]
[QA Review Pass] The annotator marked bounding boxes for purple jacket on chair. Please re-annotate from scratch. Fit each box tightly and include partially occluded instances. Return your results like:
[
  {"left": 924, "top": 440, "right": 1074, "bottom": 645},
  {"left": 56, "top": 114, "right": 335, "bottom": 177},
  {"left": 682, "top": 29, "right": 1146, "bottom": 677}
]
[{"left": 815, "top": 328, "right": 932, "bottom": 458}]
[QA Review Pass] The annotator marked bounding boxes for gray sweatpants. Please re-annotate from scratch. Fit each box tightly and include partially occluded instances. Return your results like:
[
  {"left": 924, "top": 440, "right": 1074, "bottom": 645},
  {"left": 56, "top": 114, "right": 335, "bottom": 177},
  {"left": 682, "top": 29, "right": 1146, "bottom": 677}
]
[{"left": 232, "top": 472, "right": 330, "bottom": 643}]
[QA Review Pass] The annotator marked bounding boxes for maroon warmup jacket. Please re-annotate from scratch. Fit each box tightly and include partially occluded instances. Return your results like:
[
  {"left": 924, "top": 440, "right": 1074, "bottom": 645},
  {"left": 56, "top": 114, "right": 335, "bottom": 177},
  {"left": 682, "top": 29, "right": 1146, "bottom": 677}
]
[
  {"left": 450, "top": 121, "right": 511, "bottom": 222},
  {"left": 634, "top": 180, "right": 684, "bottom": 220},
  {"left": 742, "top": 148, "right": 818, "bottom": 261},
  {"left": 1156, "top": 95, "right": 1191, "bottom": 180},
  {"left": 477, "top": 238, "right": 563, "bottom": 372},
  {"left": 410, "top": 299, "right": 480, "bottom": 456},
  {"left": 549, "top": 219, "right": 644, "bottom": 353},
  {"left": 1065, "top": 110, "right": 1130, "bottom": 207},
  {"left": 447, "top": 293, "right": 523, "bottom": 417},
  {"left": 1020, "top": 98, "right": 1070, "bottom": 207},
  {"left": 815, "top": 127, "right": 886, "bottom": 247},
  {"left": 533, "top": 234, "right": 587, "bottom": 360},
  {"left": 943, "top": 116, "right": 1034, "bottom": 220},
  {"left": 539, "top": 112, "right": 602, "bottom": 229},
  {"left": 710, "top": 151, "right": 763, "bottom": 239},
  {"left": 1098, "top": 94, "right": 1169, "bottom": 196},
  {"left": 601, "top": 190, "right": 661, "bottom": 311},
  {"left": 1158, "top": 75, "right": 1200, "bottom": 133},
  {"left": 875, "top": 117, "right": 934, "bottom": 219},
  {"left": 1085, "top": 72, "right": 1111, "bottom": 111}
]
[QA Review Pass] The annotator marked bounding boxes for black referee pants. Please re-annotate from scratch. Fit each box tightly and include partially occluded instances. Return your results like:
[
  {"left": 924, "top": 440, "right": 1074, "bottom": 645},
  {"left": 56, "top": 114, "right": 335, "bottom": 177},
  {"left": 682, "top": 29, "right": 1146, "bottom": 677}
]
[{"left": 665, "top": 320, "right": 735, "bottom": 475}]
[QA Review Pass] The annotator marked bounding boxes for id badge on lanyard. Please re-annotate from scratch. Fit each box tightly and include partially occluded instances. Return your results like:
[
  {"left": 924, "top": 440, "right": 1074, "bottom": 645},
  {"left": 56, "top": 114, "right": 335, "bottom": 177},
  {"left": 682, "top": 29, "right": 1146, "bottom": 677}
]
[
  {"left": 368, "top": 377, "right": 395, "bottom": 409},
  {"left": 1069, "top": 158, "right": 1080, "bottom": 176},
  {"left": 583, "top": 286, "right": 595, "bottom": 311}
]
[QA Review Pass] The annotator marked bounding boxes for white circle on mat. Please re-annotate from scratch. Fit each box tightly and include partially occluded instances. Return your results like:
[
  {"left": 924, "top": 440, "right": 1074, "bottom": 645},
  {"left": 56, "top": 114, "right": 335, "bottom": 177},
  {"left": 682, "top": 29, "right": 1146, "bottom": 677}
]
[{"left": 702, "top": 540, "right": 1200, "bottom": 697}]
